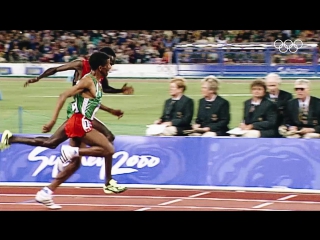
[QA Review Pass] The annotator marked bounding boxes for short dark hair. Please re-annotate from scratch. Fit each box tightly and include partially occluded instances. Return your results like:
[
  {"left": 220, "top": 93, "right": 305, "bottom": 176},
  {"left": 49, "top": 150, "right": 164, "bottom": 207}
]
[
  {"left": 99, "top": 47, "right": 116, "bottom": 57},
  {"left": 89, "top": 52, "right": 109, "bottom": 70},
  {"left": 250, "top": 79, "right": 267, "bottom": 92}
]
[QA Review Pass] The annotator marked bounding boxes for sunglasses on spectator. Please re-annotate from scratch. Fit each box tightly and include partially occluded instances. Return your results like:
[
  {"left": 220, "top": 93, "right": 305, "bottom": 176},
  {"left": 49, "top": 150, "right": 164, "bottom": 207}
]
[{"left": 294, "top": 88, "right": 306, "bottom": 91}]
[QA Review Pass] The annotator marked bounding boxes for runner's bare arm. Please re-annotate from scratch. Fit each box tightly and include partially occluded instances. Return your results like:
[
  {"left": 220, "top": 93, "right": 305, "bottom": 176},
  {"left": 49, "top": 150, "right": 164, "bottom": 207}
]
[
  {"left": 101, "top": 77, "right": 134, "bottom": 94},
  {"left": 24, "top": 60, "right": 83, "bottom": 87},
  {"left": 101, "top": 77, "right": 123, "bottom": 93},
  {"left": 99, "top": 104, "right": 114, "bottom": 113},
  {"left": 50, "top": 76, "right": 92, "bottom": 123},
  {"left": 99, "top": 104, "right": 124, "bottom": 119}
]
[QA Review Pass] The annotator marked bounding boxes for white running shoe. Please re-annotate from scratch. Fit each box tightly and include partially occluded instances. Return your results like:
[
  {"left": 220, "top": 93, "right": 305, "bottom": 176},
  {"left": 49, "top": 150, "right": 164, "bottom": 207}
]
[
  {"left": 60, "top": 145, "right": 79, "bottom": 163},
  {"left": 35, "top": 189, "right": 61, "bottom": 210}
]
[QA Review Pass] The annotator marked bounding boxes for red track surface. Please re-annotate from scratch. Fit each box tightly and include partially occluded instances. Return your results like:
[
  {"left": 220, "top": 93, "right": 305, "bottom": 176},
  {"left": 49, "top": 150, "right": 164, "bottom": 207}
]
[{"left": 1, "top": 186, "right": 320, "bottom": 211}]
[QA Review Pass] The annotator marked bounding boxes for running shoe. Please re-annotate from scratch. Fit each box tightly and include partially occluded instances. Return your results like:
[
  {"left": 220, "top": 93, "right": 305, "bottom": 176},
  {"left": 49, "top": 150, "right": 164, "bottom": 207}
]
[{"left": 103, "top": 179, "right": 127, "bottom": 194}]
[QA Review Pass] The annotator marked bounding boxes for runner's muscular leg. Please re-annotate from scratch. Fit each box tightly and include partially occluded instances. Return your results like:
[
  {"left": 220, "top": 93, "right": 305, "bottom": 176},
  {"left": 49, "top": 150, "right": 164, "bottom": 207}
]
[
  {"left": 79, "top": 129, "right": 114, "bottom": 184},
  {"left": 92, "top": 118, "right": 114, "bottom": 184},
  {"left": 92, "top": 118, "right": 115, "bottom": 143},
  {"left": 9, "top": 120, "right": 68, "bottom": 149},
  {"left": 48, "top": 138, "right": 84, "bottom": 192}
]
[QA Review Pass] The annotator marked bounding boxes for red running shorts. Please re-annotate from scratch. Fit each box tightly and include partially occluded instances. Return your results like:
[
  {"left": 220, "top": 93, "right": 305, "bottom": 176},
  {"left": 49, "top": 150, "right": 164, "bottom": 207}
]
[{"left": 65, "top": 112, "right": 93, "bottom": 138}]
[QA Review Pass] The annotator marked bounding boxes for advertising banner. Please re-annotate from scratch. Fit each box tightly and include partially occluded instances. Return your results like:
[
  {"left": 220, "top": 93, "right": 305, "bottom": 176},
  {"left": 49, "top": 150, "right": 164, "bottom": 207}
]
[
  {"left": 1, "top": 134, "right": 320, "bottom": 190},
  {"left": 177, "top": 64, "right": 317, "bottom": 77},
  {"left": 0, "top": 67, "right": 12, "bottom": 75}
]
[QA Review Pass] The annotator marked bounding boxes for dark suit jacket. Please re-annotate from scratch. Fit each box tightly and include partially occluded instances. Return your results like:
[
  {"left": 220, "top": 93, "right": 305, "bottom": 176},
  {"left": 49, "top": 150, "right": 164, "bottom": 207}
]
[
  {"left": 243, "top": 97, "right": 278, "bottom": 138},
  {"left": 195, "top": 96, "right": 230, "bottom": 136},
  {"left": 266, "top": 90, "right": 293, "bottom": 128},
  {"left": 284, "top": 96, "right": 320, "bottom": 132},
  {"left": 160, "top": 95, "right": 194, "bottom": 135}
]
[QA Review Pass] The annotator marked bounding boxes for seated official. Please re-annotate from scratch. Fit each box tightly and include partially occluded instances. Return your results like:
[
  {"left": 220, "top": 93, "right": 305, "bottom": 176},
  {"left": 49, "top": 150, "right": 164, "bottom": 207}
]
[
  {"left": 148, "top": 77, "right": 194, "bottom": 136},
  {"left": 187, "top": 76, "right": 230, "bottom": 137},
  {"left": 232, "top": 79, "right": 277, "bottom": 138},
  {"left": 279, "top": 79, "right": 320, "bottom": 138},
  {"left": 265, "top": 73, "right": 293, "bottom": 135}
]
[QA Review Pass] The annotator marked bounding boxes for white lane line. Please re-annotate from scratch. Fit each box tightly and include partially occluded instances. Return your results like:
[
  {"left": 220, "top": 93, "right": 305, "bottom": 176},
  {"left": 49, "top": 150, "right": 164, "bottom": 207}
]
[
  {"left": 277, "top": 195, "right": 297, "bottom": 201},
  {"left": 135, "top": 207, "right": 151, "bottom": 211},
  {"left": 252, "top": 194, "right": 298, "bottom": 209},
  {"left": 158, "top": 199, "right": 182, "bottom": 206},
  {"left": 252, "top": 202, "right": 274, "bottom": 209},
  {"left": 0, "top": 202, "right": 291, "bottom": 211},
  {"left": 1, "top": 194, "right": 317, "bottom": 204},
  {"left": 188, "top": 191, "right": 210, "bottom": 198},
  {"left": 157, "top": 191, "right": 210, "bottom": 207}
]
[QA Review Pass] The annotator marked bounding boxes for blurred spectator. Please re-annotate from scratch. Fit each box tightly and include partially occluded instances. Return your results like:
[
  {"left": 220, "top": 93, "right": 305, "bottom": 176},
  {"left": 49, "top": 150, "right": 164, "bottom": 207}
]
[
  {"left": 0, "top": 30, "right": 318, "bottom": 64},
  {"left": 0, "top": 50, "right": 6, "bottom": 62}
]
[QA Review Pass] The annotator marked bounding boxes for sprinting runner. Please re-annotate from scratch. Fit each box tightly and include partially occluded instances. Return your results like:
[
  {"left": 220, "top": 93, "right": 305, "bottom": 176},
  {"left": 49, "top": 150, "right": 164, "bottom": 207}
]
[
  {"left": 5, "top": 47, "right": 132, "bottom": 146},
  {"left": 35, "top": 51, "right": 119, "bottom": 209},
  {"left": 1, "top": 47, "right": 130, "bottom": 194}
]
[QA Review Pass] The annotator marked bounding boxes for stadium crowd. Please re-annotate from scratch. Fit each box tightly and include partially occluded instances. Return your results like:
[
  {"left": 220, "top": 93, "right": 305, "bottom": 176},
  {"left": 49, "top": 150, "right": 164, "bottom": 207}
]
[{"left": 0, "top": 30, "right": 318, "bottom": 64}]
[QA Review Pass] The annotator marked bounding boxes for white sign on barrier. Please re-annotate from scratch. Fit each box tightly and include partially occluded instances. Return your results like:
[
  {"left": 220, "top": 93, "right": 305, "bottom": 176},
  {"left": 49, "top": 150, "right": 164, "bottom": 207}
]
[{"left": 0, "top": 63, "right": 178, "bottom": 78}]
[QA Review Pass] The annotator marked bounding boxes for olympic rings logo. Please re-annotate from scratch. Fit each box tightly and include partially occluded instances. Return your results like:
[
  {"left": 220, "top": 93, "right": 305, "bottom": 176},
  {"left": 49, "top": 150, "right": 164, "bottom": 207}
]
[{"left": 274, "top": 39, "right": 303, "bottom": 53}]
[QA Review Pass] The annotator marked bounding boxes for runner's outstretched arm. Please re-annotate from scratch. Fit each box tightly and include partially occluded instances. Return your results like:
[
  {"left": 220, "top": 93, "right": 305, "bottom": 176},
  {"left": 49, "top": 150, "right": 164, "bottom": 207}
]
[
  {"left": 101, "top": 76, "right": 134, "bottom": 94},
  {"left": 99, "top": 104, "right": 124, "bottom": 119},
  {"left": 24, "top": 60, "right": 83, "bottom": 87}
]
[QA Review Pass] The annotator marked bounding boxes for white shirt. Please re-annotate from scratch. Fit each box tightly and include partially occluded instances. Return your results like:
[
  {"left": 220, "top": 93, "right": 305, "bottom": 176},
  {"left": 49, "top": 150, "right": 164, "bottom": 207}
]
[
  {"left": 269, "top": 93, "right": 278, "bottom": 98},
  {"left": 205, "top": 95, "right": 217, "bottom": 102},
  {"left": 251, "top": 99, "right": 262, "bottom": 106},
  {"left": 299, "top": 96, "right": 310, "bottom": 109}
]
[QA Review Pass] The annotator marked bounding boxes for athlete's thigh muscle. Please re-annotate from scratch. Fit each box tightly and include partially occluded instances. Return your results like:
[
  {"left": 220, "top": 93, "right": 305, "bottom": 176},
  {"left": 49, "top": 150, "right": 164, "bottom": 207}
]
[
  {"left": 69, "top": 137, "right": 82, "bottom": 147},
  {"left": 70, "top": 138, "right": 87, "bottom": 150},
  {"left": 34, "top": 122, "right": 68, "bottom": 149},
  {"left": 92, "top": 118, "right": 113, "bottom": 138},
  {"left": 45, "top": 120, "right": 69, "bottom": 146},
  {"left": 81, "top": 128, "right": 113, "bottom": 150}
]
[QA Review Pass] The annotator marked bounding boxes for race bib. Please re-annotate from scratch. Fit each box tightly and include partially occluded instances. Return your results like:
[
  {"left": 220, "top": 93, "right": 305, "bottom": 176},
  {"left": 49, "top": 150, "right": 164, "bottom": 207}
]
[
  {"left": 71, "top": 102, "right": 79, "bottom": 113},
  {"left": 82, "top": 118, "right": 92, "bottom": 132}
]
